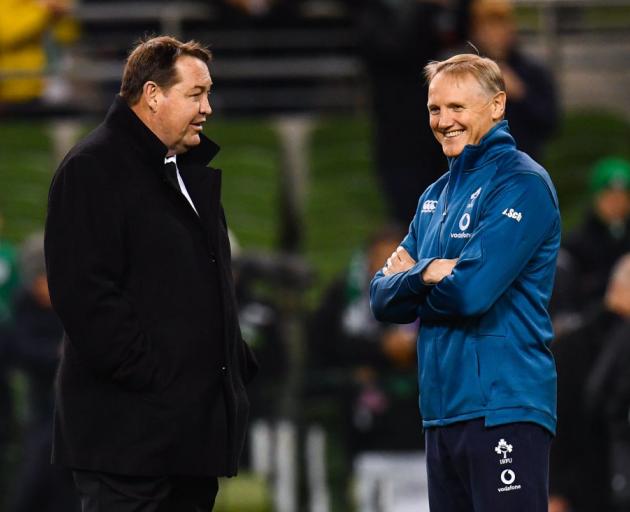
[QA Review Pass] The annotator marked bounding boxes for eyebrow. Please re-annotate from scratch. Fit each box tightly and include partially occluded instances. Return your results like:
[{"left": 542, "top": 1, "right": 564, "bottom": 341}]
[
  {"left": 427, "top": 102, "right": 465, "bottom": 109},
  {"left": 190, "top": 83, "right": 212, "bottom": 92}
]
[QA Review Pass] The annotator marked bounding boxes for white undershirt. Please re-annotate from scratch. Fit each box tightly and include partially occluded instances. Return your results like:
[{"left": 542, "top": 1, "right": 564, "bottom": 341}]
[{"left": 165, "top": 155, "right": 199, "bottom": 216}]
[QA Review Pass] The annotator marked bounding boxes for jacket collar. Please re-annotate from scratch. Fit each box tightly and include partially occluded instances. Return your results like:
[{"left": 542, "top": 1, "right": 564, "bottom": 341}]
[
  {"left": 104, "top": 95, "right": 220, "bottom": 169},
  {"left": 447, "top": 120, "right": 515, "bottom": 174}
]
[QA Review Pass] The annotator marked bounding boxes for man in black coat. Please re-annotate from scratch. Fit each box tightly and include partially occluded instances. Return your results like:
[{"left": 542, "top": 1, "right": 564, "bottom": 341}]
[{"left": 44, "top": 35, "right": 257, "bottom": 511}]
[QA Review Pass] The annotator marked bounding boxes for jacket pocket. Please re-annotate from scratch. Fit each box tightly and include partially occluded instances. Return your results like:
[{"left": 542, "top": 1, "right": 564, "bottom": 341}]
[
  {"left": 475, "top": 335, "right": 521, "bottom": 406},
  {"left": 418, "top": 332, "right": 441, "bottom": 421},
  {"left": 439, "top": 337, "right": 488, "bottom": 418}
]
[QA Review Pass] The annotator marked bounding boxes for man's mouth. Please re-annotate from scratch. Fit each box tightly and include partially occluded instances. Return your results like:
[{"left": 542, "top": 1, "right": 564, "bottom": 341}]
[
  {"left": 444, "top": 129, "right": 465, "bottom": 139},
  {"left": 190, "top": 122, "right": 204, "bottom": 131}
]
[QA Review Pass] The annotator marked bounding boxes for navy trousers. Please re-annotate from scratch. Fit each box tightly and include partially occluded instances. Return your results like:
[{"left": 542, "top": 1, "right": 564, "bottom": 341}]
[
  {"left": 425, "top": 419, "right": 552, "bottom": 512},
  {"left": 73, "top": 471, "right": 219, "bottom": 512}
]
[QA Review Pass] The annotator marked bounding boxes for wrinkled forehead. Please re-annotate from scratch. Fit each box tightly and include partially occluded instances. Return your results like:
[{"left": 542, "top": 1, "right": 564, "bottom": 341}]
[
  {"left": 430, "top": 69, "right": 485, "bottom": 91},
  {"left": 427, "top": 70, "right": 490, "bottom": 102}
]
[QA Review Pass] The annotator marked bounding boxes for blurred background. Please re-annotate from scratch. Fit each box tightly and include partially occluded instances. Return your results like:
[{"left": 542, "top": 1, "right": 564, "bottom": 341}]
[{"left": 1, "top": 0, "right": 629, "bottom": 511}]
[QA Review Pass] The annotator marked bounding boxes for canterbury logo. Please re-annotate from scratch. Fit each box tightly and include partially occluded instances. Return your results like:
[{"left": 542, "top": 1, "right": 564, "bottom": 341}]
[{"left": 422, "top": 200, "right": 438, "bottom": 213}]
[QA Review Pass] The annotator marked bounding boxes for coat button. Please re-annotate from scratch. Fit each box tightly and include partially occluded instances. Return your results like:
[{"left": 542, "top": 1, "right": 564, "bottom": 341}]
[
  {"left": 221, "top": 365, "right": 227, "bottom": 371},
  {"left": 210, "top": 253, "right": 216, "bottom": 263}
]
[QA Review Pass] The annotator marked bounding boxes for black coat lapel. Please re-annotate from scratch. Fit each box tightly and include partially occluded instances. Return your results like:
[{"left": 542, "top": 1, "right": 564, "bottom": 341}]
[{"left": 179, "top": 165, "right": 222, "bottom": 244}]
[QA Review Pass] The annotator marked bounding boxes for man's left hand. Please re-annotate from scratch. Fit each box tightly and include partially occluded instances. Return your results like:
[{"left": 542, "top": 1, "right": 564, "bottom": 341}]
[
  {"left": 421, "top": 258, "right": 458, "bottom": 284},
  {"left": 383, "top": 247, "right": 416, "bottom": 276}
]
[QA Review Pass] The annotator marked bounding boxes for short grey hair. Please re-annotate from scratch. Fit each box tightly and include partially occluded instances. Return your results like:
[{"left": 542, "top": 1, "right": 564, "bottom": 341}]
[{"left": 424, "top": 53, "right": 506, "bottom": 97}]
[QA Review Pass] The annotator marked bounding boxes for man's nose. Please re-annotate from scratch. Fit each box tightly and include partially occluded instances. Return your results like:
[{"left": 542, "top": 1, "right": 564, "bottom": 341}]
[
  {"left": 200, "top": 95, "right": 212, "bottom": 115},
  {"left": 437, "top": 111, "right": 453, "bottom": 129}
]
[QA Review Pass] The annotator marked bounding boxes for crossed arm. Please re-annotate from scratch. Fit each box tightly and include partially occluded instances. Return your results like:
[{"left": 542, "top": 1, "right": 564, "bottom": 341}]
[
  {"left": 369, "top": 247, "right": 457, "bottom": 324},
  {"left": 383, "top": 247, "right": 456, "bottom": 285},
  {"left": 371, "top": 173, "right": 559, "bottom": 324}
]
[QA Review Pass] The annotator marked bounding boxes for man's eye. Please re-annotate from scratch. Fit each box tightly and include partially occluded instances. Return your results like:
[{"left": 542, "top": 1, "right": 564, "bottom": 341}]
[
  {"left": 452, "top": 106, "right": 464, "bottom": 112},
  {"left": 429, "top": 108, "right": 440, "bottom": 115}
]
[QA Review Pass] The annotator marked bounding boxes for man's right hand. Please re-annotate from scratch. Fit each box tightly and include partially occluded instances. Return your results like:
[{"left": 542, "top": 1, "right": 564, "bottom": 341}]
[
  {"left": 421, "top": 258, "right": 458, "bottom": 284},
  {"left": 383, "top": 246, "right": 416, "bottom": 276}
]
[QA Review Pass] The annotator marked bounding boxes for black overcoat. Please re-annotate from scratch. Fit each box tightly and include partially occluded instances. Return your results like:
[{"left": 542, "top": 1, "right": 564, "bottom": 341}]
[{"left": 44, "top": 96, "right": 257, "bottom": 477}]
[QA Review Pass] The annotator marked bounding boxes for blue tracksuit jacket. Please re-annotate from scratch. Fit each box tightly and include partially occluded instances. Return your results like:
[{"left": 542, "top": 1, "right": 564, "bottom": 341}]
[{"left": 370, "top": 121, "right": 560, "bottom": 434}]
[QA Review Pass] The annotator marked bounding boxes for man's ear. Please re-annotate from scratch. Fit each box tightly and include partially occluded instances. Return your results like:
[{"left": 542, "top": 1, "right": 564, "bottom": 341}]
[
  {"left": 142, "top": 81, "right": 159, "bottom": 112},
  {"left": 491, "top": 91, "right": 507, "bottom": 121}
]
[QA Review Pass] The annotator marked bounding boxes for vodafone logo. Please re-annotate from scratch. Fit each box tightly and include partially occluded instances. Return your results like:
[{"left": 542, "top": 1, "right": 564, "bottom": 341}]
[
  {"left": 459, "top": 213, "right": 471, "bottom": 231},
  {"left": 497, "top": 469, "right": 521, "bottom": 492},
  {"left": 500, "top": 470, "right": 516, "bottom": 485}
]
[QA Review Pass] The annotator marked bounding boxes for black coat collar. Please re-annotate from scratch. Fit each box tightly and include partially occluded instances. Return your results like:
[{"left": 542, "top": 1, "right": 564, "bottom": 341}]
[{"left": 104, "top": 95, "right": 220, "bottom": 170}]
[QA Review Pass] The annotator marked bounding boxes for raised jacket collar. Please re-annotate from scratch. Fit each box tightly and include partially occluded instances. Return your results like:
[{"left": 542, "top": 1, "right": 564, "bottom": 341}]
[
  {"left": 447, "top": 120, "right": 516, "bottom": 174},
  {"left": 103, "top": 95, "right": 220, "bottom": 170}
]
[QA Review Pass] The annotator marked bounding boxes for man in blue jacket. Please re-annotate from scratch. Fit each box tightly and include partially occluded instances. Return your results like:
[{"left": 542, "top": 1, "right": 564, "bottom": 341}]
[{"left": 370, "top": 54, "right": 560, "bottom": 511}]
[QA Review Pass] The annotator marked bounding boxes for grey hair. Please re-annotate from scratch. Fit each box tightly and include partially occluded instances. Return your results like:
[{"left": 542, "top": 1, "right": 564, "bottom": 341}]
[{"left": 424, "top": 53, "right": 506, "bottom": 96}]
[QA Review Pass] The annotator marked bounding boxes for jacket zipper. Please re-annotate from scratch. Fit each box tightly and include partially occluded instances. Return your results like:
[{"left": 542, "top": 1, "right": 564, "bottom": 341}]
[
  {"left": 438, "top": 183, "right": 449, "bottom": 257},
  {"left": 439, "top": 166, "right": 463, "bottom": 256},
  {"left": 434, "top": 168, "right": 462, "bottom": 417}
]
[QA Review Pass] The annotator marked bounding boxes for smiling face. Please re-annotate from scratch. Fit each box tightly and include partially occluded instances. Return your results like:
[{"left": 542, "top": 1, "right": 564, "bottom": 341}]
[
  {"left": 152, "top": 55, "right": 213, "bottom": 156},
  {"left": 427, "top": 71, "right": 506, "bottom": 157}
]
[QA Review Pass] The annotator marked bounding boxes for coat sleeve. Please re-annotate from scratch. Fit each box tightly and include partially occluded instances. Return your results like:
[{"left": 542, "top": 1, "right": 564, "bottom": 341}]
[
  {"left": 419, "top": 172, "right": 559, "bottom": 320},
  {"left": 369, "top": 202, "right": 435, "bottom": 324},
  {"left": 44, "top": 153, "right": 158, "bottom": 391}
]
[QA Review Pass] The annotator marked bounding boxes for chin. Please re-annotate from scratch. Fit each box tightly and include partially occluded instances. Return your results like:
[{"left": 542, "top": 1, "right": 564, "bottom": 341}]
[
  {"left": 442, "top": 145, "right": 464, "bottom": 158},
  {"left": 185, "top": 135, "right": 201, "bottom": 147}
]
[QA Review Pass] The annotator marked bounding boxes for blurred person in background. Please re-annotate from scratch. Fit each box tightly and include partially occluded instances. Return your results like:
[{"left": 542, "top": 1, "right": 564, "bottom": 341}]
[
  {"left": 0, "top": 212, "right": 20, "bottom": 325},
  {"left": 549, "top": 253, "right": 630, "bottom": 512},
  {"left": 44, "top": 36, "right": 257, "bottom": 511},
  {"left": 563, "top": 157, "right": 630, "bottom": 314},
  {"left": 232, "top": 254, "right": 287, "bottom": 426},
  {"left": 0, "top": 211, "right": 19, "bottom": 505},
  {"left": 583, "top": 253, "right": 630, "bottom": 511},
  {"left": 7, "top": 232, "right": 78, "bottom": 512},
  {"left": 221, "top": 0, "right": 289, "bottom": 17},
  {"left": 216, "top": 0, "right": 301, "bottom": 25},
  {"left": 310, "top": 225, "right": 420, "bottom": 455},
  {"left": 346, "top": 0, "right": 470, "bottom": 226},
  {"left": 308, "top": 225, "right": 420, "bottom": 505},
  {"left": 0, "top": 325, "right": 11, "bottom": 510},
  {"left": 468, "top": 0, "right": 559, "bottom": 162},
  {"left": 0, "top": 0, "right": 78, "bottom": 115}
]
